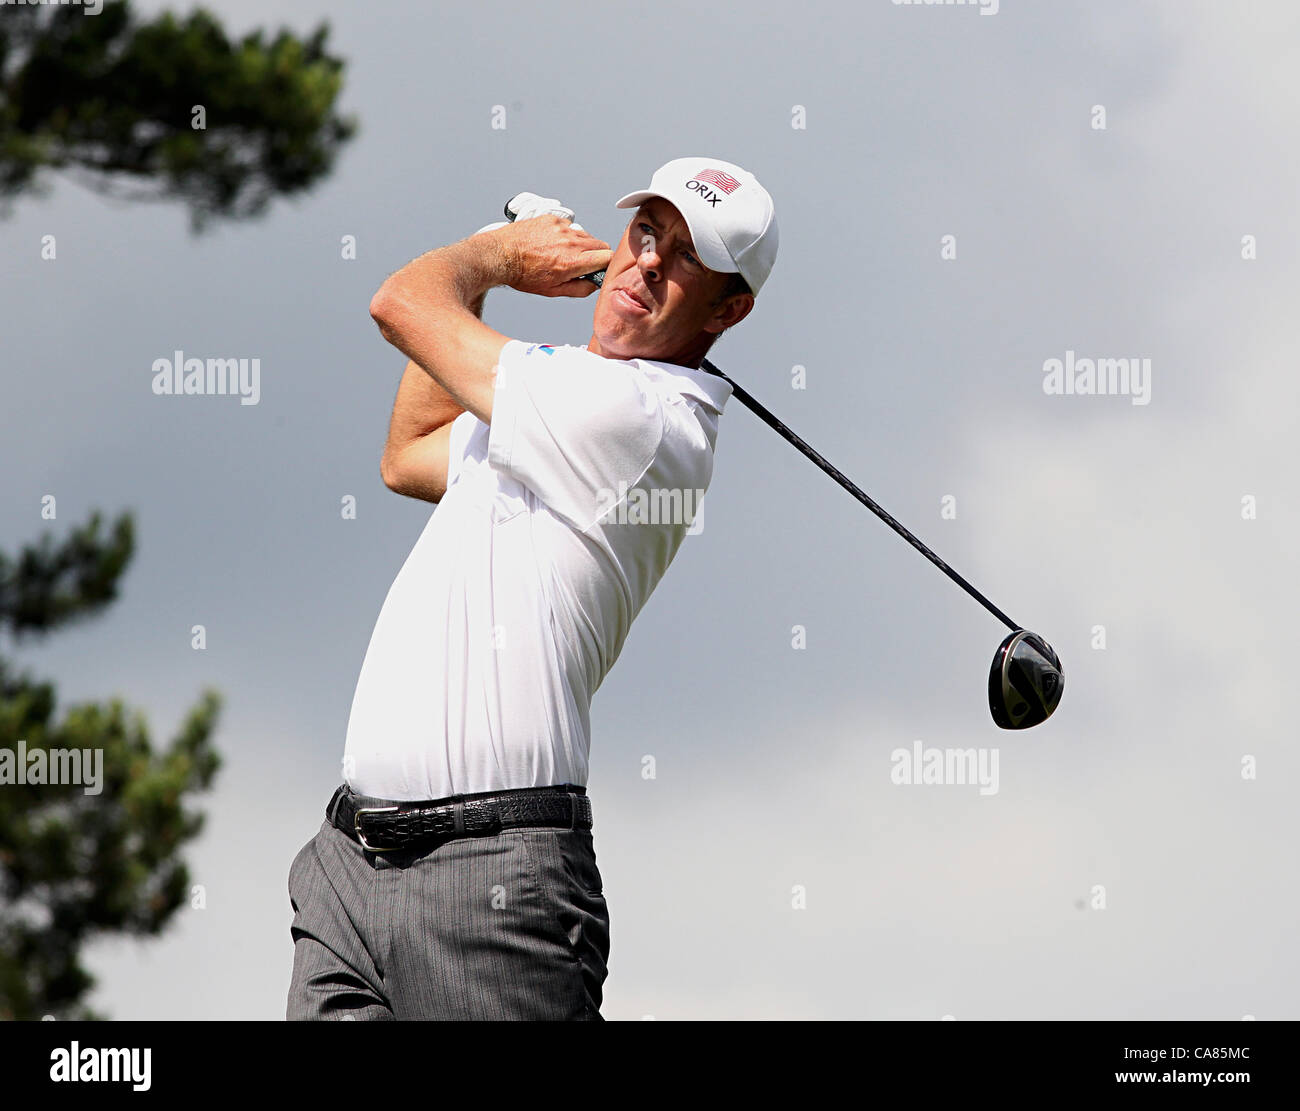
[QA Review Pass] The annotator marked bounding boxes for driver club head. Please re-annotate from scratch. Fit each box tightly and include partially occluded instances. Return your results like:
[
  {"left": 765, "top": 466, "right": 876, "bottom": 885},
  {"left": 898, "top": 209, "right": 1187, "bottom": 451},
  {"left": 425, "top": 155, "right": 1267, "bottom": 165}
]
[{"left": 989, "top": 630, "right": 1064, "bottom": 730}]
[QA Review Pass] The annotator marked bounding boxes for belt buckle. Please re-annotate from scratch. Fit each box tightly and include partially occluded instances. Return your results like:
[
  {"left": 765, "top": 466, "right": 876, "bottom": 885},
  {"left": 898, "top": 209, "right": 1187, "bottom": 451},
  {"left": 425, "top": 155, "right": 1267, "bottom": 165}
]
[{"left": 353, "top": 805, "right": 401, "bottom": 852}]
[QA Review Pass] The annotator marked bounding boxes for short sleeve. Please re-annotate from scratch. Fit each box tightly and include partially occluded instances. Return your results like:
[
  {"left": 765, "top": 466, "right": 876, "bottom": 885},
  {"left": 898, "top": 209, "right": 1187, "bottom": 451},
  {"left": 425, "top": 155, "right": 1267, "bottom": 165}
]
[
  {"left": 445, "top": 409, "right": 481, "bottom": 490},
  {"left": 488, "top": 340, "right": 666, "bottom": 531}
]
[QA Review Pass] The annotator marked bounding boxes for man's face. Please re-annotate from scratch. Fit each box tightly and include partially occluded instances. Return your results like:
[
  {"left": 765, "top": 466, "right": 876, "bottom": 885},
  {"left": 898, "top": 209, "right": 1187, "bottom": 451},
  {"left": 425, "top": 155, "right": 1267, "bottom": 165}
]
[{"left": 587, "top": 197, "right": 751, "bottom": 366}]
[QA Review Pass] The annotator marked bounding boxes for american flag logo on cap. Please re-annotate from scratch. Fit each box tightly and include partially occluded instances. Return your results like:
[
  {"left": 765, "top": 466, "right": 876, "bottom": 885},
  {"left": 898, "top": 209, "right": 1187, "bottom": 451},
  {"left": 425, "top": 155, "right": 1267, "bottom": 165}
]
[{"left": 692, "top": 168, "right": 741, "bottom": 194}]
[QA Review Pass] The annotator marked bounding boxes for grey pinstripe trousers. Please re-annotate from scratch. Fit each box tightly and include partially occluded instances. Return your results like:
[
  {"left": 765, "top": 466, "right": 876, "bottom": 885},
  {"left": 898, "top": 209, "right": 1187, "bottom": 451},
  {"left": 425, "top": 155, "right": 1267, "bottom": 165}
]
[{"left": 286, "top": 793, "right": 610, "bottom": 1021}]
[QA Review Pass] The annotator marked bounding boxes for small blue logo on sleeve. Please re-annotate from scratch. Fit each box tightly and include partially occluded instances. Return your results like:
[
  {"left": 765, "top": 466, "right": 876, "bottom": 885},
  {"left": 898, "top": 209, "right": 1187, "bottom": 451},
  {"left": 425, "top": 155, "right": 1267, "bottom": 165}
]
[{"left": 525, "top": 343, "right": 557, "bottom": 356}]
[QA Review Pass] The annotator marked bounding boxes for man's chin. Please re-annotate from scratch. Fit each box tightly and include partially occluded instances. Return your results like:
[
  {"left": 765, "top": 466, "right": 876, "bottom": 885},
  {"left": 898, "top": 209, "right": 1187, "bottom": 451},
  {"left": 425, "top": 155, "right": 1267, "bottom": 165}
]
[{"left": 590, "top": 321, "right": 650, "bottom": 361}]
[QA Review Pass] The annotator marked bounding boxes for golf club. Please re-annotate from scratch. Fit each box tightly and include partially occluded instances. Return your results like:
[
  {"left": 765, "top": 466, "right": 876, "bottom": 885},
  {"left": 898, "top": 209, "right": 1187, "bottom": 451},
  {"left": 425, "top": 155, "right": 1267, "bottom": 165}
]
[
  {"left": 698, "top": 360, "right": 1064, "bottom": 731},
  {"left": 501, "top": 196, "right": 1064, "bottom": 729}
]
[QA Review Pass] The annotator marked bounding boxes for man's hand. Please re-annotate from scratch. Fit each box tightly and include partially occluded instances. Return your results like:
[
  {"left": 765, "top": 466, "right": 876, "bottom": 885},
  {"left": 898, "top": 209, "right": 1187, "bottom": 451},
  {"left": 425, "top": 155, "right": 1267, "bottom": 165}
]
[
  {"left": 474, "top": 193, "right": 580, "bottom": 235},
  {"left": 493, "top": 214, "right": 611, "bottom": 298},
  {"left": 370, "top": 213, "right": 608, "bottom": 424}
]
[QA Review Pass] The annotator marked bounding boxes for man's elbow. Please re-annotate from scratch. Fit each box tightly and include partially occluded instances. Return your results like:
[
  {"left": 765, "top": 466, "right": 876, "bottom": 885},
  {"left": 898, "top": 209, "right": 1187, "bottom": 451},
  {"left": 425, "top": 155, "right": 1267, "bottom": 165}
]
[
  {"left": 380, "top": 450, "right": 443, "bottom": 503},
  {"left": 379, "top": 450, "right": 414, "bottom": 496},
  {"left": 369, "top": 281, "right": 402, "bottom": 340},
  {"left": 379, "top": 450, "right": 399, "bottom": 492}
]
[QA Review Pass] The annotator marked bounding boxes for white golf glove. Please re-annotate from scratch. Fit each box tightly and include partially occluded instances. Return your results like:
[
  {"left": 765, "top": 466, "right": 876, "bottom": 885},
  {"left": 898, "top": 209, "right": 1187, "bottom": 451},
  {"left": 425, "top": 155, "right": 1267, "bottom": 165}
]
[{"left": 474, "top": 191, "right": 584, "bottom": 235}]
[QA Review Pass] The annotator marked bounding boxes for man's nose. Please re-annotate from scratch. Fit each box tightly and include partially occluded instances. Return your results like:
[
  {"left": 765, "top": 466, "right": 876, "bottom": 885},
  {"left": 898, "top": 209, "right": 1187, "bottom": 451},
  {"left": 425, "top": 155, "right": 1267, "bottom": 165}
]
[{"left": 636, "top": 242, "right": 662, "bottom": 282}]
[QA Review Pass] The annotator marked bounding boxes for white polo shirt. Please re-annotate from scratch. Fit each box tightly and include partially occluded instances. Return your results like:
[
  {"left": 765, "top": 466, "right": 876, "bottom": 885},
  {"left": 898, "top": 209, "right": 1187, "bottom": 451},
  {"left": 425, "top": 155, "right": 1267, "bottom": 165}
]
[{"left": 342, "top": 340, "right": 732, "bottom": 801}]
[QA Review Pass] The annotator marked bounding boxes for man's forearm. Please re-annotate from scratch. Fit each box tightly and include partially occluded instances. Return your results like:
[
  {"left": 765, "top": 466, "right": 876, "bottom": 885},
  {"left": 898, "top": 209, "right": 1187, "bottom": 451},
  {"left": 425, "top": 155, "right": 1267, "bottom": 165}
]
[
  {"left": 369, "top": 236, "right": 514, "bottom": 420},
  {"left": 373, "top": 236, "right": 512, "bottom": 344},
  {"left": 385, "top": 288, "right": 483, "bottom": 441},
  {"left": 409, "top": 285, "right": 484, "bottom": 415},
  {"left": 381, "top": 275, "right": 487, "bottom": 476}
]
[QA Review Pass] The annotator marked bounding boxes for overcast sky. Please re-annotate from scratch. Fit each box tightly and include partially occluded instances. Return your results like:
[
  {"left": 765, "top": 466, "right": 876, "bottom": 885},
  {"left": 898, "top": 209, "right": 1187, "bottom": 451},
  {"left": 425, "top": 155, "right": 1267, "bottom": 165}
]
[{"left": 3, "top": 0, "right": 1296, "bottom": 1020}]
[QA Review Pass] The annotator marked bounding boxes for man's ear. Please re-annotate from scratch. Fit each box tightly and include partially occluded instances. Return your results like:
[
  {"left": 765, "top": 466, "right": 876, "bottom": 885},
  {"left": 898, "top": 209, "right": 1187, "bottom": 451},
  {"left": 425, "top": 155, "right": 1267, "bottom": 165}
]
[{"left": 706, "top": 292, "right": 754, "bottom": 335}]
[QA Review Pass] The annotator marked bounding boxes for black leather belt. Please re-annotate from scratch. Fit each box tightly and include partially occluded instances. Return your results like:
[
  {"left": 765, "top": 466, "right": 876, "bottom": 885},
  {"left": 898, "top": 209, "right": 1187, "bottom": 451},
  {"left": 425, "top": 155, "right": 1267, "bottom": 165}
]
[{"left": 327, "top": 783, "right": 592, "bottom": 853}]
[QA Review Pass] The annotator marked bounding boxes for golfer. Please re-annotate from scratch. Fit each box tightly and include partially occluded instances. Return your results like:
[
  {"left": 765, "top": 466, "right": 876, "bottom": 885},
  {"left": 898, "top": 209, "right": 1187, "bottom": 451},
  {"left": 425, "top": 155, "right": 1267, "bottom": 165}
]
[{"left": 286, "top": 157, "right": 778, "bottom": 1020}]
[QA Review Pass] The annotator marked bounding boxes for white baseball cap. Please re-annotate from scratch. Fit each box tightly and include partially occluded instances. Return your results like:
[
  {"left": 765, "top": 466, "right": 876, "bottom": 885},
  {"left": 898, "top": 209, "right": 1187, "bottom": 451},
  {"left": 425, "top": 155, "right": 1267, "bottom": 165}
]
[{"left": 614, "top": 157, "right": 778, "bottom": 295}]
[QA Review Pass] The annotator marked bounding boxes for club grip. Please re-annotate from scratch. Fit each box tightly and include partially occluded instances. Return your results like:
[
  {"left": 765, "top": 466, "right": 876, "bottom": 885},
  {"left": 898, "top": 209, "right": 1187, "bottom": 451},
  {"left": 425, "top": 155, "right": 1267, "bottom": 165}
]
[{"left": 503, "top": 197, "right": 605, "bottom": 286}]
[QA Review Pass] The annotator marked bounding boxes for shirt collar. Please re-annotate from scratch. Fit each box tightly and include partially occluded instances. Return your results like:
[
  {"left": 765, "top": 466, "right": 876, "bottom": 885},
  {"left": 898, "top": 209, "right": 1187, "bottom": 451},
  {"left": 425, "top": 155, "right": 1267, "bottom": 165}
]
[
  {"left": 626, "top": 355, "right": 734, "bottom": 414},
  {"left": 558, "top": 344, "right": 734, "bottom": 413}
]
